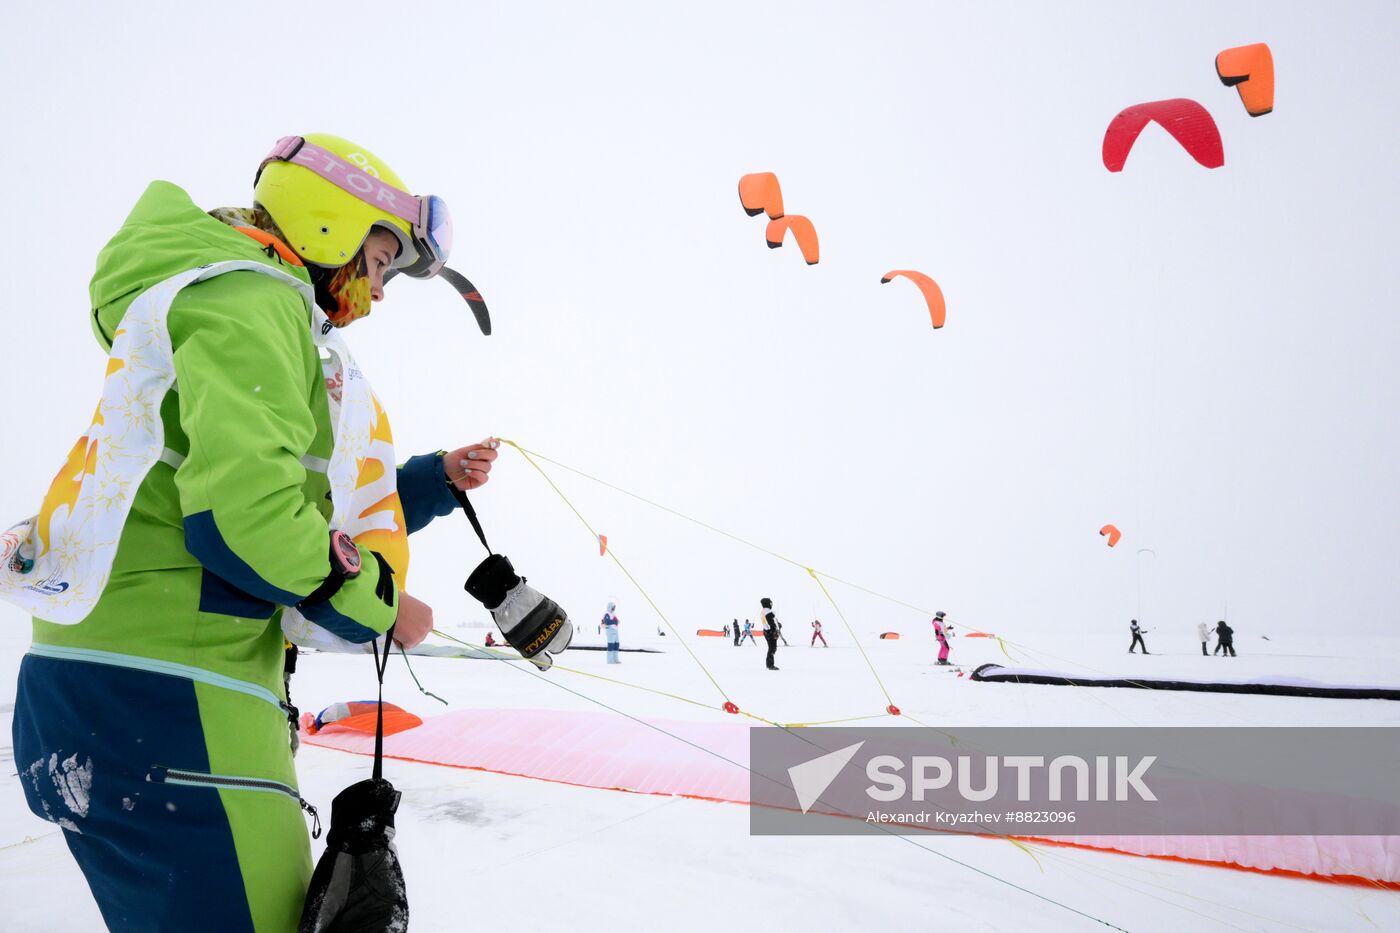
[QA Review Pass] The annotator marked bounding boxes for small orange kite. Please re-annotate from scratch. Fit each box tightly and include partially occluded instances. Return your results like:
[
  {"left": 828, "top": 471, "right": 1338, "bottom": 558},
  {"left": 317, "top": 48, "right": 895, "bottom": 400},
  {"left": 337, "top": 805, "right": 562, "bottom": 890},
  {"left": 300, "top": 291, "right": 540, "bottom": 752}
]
[
  {"left": 880, "top": 270, "right": 946, "bottom": 329},
  {"left": 765, "top": 215, "right": 819, "bottom": 264},
  {"left": 738, "top": 172, "right": 785, "bottom": 219},
  {"left": 1216, "top": 43, "right": 1274, "bottom": 117}
]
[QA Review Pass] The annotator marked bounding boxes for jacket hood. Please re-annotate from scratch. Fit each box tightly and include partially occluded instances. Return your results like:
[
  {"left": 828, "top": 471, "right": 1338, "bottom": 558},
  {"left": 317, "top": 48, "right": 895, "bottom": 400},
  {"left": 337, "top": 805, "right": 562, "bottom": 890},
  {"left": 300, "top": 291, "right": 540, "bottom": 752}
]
[{"left": 88, "top": 181, "right": 311, "bottom": 352}]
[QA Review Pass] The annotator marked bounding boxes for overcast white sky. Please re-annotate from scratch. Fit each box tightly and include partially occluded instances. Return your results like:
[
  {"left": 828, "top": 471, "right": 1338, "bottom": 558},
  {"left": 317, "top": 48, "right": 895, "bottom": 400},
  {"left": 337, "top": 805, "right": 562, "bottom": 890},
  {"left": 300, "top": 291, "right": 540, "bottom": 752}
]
[{"left": 1, "top": 1, "right": 1396, "bottom": 646}]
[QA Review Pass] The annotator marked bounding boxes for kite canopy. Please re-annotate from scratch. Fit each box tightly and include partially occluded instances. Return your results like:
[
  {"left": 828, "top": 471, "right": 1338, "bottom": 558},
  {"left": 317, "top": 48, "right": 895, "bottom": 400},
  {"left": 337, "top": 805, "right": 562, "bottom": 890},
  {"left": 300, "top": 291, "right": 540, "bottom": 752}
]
[
  {"left": 303, "top": 707, "right": 1400, "bottom": 887},
  {"left": 1102, "top": 99, "right": 1224, "bottom": 172},
  {"left": 300, "top": 701, "right": 423, "bottom": 737},
  {"left": 738, "top": 172, "right": 785, "bottom": 219},
  {"left": 970, "top": 664, "right": 1400, "bottom": 701},
  {"left": 880, "top": 270, "right": 946, "bottom": 329},
  {"left": 765, "top": 215, "right": 820, "bottom": 264},
  {"left": 1099, "top": 524, "right": 1122, "bottom": 547},
  {"left": 1216, "top": 43, "right": 1275, "bottom": 116}
]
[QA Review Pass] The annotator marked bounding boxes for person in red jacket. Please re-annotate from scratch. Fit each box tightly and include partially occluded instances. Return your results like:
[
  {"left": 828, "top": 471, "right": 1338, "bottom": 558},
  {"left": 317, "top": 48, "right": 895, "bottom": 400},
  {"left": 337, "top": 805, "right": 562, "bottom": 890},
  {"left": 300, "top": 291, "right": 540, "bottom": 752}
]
[{"left": 811, "top": 619, "right": 828, "bottom": 647}]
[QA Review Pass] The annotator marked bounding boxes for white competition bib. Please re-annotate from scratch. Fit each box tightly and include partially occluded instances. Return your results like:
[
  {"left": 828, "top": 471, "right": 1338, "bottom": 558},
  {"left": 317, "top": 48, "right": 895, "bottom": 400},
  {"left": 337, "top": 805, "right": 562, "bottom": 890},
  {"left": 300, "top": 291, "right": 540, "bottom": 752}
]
[{"left": 1, "top": 261, "right": 407, "bottom": 647}]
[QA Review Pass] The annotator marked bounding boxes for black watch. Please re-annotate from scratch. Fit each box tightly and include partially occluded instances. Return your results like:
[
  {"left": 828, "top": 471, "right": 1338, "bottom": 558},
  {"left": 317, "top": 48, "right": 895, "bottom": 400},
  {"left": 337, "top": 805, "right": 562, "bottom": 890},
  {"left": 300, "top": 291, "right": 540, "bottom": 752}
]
[{"left": 299, "top": 530, "right": 361, "bottom": 609}]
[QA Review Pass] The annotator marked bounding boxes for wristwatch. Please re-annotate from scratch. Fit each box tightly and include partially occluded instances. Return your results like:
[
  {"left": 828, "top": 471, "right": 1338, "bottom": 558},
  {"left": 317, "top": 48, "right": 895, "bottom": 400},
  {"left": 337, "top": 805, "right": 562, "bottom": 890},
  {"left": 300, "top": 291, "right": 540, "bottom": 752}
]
[{"left": 299, "top": 530, "right": 361, "bottom": 609}]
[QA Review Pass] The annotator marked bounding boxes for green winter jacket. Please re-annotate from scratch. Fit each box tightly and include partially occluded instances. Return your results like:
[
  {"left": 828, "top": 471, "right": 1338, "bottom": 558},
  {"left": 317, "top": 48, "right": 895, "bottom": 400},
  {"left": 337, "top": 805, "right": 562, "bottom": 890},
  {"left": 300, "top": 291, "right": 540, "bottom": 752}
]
[
  {"left": 21, "top": 181, "right": 460, "bottom": 932},
  {"left": 31, "top": 180, "right": 448, "bottom": 693}
]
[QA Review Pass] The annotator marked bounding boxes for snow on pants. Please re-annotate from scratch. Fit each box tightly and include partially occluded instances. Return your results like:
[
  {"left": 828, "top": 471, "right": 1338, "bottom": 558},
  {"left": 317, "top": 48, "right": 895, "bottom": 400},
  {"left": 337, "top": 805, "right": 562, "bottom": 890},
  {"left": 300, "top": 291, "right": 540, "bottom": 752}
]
[
  {"left": 606, "top": 628, "right": 620, "bottom": 663},
  {"left": 13, "top": 653, "right": 313, "bottom": 932}
]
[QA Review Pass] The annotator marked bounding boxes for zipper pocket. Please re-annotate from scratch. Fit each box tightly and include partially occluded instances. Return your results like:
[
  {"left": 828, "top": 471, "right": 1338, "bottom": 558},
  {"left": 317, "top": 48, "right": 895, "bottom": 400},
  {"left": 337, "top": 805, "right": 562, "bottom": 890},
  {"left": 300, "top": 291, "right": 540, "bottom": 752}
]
[{"left": 148, "top": 766, "right": 321, "bottom": 838}]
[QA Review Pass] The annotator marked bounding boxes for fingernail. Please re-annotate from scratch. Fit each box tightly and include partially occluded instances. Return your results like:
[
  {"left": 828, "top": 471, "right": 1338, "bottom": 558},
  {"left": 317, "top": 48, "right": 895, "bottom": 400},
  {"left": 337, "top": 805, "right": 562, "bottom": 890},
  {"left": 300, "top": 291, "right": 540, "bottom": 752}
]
[
  {"left": 467, "top": 451, "right": 479, "bottom": 460},
  {"left": 460, "top": 459, "right": 471, "bottom": 468}
]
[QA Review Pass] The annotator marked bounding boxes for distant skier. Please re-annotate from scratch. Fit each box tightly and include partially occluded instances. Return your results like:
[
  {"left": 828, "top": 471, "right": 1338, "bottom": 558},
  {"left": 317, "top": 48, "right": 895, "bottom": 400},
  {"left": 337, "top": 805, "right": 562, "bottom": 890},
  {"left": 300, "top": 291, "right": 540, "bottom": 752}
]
[
  {"left": 761, "top": 598, "right": 780, "bottom": 670},
  {"left": 602, "top": 601, "right": 621, "bottom": 664},
  {"left": 1216, "top": 620, "right": 1236, "bottom": 657},
  {"left": 1197, "top": 621, "right": 1209, "bottom": 656},
  {"left": 740, "top": 619, "right": 757, "bottom": 645},
  {"left": 732, "top": 618, "right": 741, "bottom": 646},
  {"left": 811, "top": 619, "right": 828, "bottom": 647},
  {"left": 933, "top": 612, "right": 952, "bottom": 665},
  {"left": 1128, "top": 619, "right": 1149, "bottom": 654}
]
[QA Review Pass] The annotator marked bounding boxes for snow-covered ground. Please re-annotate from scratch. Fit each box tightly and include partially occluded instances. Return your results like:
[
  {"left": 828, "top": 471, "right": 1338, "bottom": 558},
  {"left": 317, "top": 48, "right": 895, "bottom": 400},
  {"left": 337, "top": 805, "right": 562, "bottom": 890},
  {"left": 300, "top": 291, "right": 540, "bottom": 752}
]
[{"left": 2, "top": 617, "right": 1397, "bottom": 932}]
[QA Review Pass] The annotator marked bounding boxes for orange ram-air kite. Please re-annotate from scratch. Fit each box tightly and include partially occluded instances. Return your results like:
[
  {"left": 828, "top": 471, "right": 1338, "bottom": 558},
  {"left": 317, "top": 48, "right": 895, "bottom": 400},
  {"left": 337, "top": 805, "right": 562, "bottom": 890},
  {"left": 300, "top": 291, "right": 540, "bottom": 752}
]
[
  {"left": 738, "top": 172, "right": 785, "bottom": 220},
  {"left": 765, "top": 215, "right": 819, "bottom": 264},
  {"left": 1216, "top": 43, "right": 1274, "bottom": 117},
  {"left": 880, "top": 270, "right": 946, "bottom": 329},
  {"left": 1099, "top": 524, "right": 1122, "bottom": 547}
]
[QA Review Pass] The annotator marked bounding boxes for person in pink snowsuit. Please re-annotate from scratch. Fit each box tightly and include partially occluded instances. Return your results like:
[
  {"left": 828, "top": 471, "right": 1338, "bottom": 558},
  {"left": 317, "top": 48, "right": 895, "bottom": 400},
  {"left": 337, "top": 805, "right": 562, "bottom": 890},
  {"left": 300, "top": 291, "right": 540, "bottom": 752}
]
[
  {"left": 811, "top": 619, "right": 828, "bottom": 647},
  {"left": 933, "top": 611, "right": 951, "bottom": 665}
]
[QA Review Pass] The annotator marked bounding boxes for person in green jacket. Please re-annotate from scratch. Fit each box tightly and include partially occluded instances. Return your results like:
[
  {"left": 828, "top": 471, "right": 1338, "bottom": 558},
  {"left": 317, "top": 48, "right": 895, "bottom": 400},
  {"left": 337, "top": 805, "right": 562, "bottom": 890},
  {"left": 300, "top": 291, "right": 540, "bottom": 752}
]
[{"left": 11, "top": 133, "right": 495, "bottom": 932}]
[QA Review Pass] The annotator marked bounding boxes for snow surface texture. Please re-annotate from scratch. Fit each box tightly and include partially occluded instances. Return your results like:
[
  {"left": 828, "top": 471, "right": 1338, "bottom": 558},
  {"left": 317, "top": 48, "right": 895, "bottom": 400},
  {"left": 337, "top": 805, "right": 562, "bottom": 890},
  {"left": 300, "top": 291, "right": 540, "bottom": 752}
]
[{"left": 3, "top": 619, "right": 1398, "bottom": 932}]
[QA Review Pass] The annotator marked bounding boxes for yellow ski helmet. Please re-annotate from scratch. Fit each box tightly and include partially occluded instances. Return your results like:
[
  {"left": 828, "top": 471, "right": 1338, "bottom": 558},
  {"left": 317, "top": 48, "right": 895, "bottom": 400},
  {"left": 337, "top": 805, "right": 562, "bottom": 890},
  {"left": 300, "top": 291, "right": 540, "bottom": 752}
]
[{"left": 254, "top": 133, "right": 417, "bottom": 269}]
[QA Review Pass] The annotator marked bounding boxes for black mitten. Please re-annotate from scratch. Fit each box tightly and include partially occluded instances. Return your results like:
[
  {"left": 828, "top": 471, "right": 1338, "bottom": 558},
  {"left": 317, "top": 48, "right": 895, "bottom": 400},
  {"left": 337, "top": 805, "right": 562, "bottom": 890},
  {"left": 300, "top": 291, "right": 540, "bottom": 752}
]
[{"left": 299, "top": 778, "right": 407, "bottom": 933}]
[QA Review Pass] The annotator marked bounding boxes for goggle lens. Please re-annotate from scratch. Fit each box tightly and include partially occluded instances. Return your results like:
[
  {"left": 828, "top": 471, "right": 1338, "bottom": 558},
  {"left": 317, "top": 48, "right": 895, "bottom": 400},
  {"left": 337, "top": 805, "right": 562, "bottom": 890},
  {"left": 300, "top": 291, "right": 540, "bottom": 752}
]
[{"left": 426, "top": 195, "right": 453, "bottom": 264}]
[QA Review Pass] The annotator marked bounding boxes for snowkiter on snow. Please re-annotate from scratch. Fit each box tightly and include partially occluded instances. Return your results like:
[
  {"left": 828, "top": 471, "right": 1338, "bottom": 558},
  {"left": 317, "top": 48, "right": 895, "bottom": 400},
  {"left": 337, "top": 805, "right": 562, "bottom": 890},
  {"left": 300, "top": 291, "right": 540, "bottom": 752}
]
[
  {"left": 933, "top": 612, "right": 952, "bottom": 665},
  {"left": 1129, "top": 619, "right": 1149, "bottom": 654},
  {"left": 740, "top": 619, "right": 756, "bottom": 645},
  {"left": 1216, "top": 620, "right": 1237, "bottom": 657},
  {"left": 761, "top": 598, "right": 780, "bottom": 670},
  {"left": 811, "top": 619, "right": 828, "bottom": 647},
  {"left": 7, "top": 133, "right": 500, "bottom": 932},
  {"left": 602, "top": 602, "right": 621, "bottom": 663},
  {"left": 1197, "top": 621, "right": 1209, "bottom": 656},
  {"left": 732, "top": 618, "right": 741, "bottom": 646}
]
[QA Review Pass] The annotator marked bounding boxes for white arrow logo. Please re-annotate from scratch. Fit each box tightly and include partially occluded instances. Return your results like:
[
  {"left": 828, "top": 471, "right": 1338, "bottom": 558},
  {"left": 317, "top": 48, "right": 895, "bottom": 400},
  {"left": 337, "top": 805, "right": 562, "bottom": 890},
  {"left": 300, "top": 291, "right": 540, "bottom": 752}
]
[{"left": 788, "top": 741, "right": 865, "bottom": 814}]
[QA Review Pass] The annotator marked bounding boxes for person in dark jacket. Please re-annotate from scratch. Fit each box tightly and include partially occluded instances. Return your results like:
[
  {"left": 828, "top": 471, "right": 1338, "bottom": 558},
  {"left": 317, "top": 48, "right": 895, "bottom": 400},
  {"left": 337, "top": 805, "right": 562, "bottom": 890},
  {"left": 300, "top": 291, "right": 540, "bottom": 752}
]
[
  {"left": 1216, "top": 620, "right": 1236, "bottom": 657},
  {"left": 761, "top": 598, "right": 780, "bottom": 670},
  {"left": 1128, "top": 619, "right": 1149, "bottom": 654},
  {"left": 732, "top": 618, "right": 741, "bottom": 646}
]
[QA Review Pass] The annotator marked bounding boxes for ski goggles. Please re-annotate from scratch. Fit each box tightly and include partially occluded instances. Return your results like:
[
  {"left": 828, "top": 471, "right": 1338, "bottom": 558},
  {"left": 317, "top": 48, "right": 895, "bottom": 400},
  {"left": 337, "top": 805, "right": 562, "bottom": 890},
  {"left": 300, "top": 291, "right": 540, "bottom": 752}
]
[{"left": 259, "top": 136, "right": 453, "bottom": 279}]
